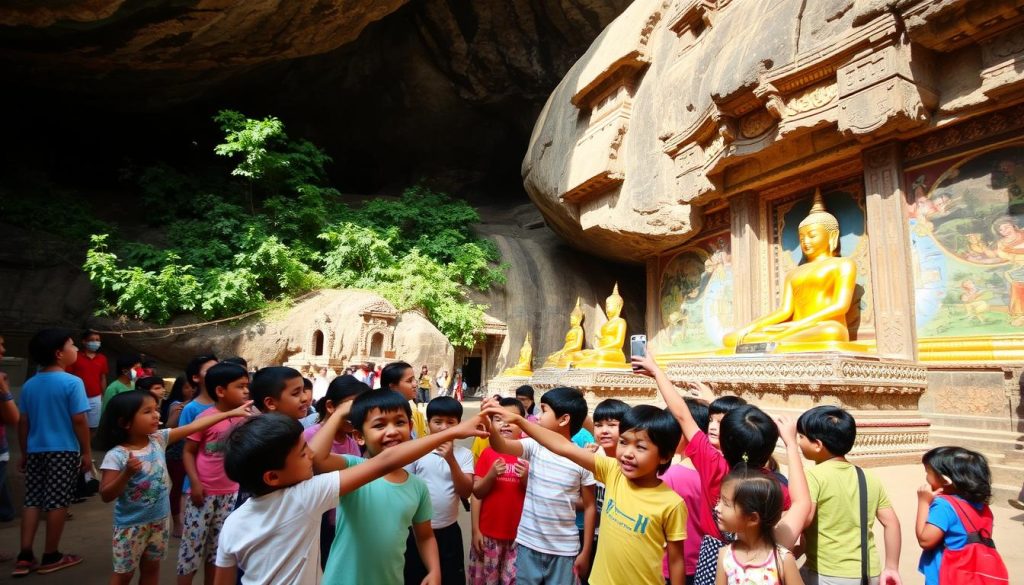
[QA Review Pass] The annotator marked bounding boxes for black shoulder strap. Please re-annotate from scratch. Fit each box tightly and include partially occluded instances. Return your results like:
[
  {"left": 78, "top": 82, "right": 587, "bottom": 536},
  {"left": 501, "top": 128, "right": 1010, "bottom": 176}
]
[{"left": 856, "top": 466, "right": 869, "bottom": 585}]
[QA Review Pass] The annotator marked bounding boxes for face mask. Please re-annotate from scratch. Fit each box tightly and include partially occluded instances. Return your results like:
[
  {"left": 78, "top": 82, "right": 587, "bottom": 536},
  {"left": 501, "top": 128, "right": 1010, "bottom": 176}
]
[
  {"left": 129, "top": 369, "right": 138, "bottom": 382},
  {"left": 84, "top": 341, "right": 101, "bottom": 352}
]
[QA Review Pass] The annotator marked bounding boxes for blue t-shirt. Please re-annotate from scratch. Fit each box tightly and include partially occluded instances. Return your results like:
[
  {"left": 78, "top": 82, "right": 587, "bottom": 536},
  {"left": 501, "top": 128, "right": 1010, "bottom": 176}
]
[
  {"left": 918, "top": 495, "right": 981, "bottom": 585},
  {"left": 178, "top": 399, "right": 213, "bottom": 492},
  {"left": 100, "top": 429, "right": 172, "bottom": 526},
  {"left": 19, "top": 371, "right": 90, "bottom": 453},
  {"left": 323, "top": 455, "right": 432, "bottom": 585},
  {"left": 573, "top": 427, "right": 596, "bottom": 532}
]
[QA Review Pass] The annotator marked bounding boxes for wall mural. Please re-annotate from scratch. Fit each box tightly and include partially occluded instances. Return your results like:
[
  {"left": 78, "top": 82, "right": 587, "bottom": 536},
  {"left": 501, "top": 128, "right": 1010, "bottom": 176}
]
[
  {"left": 657, "top": 234, "right": 734, "bottom": 352},
  {"left": 907, "top": 143, "right": 1024, "bottom": 337}
]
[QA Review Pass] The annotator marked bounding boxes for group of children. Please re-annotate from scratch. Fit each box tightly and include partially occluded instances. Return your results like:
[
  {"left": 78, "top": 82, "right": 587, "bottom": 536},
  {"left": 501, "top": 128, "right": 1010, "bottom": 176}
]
[{"left": 8, "top": 328, "right": 1011, "bottom": 585}]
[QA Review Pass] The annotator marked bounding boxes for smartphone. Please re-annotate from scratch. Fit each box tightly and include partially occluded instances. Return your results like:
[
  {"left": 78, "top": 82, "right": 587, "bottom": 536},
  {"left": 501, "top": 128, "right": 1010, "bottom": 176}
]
[{"left": 630, "top": 334, "right": 647, "bottom": 361}]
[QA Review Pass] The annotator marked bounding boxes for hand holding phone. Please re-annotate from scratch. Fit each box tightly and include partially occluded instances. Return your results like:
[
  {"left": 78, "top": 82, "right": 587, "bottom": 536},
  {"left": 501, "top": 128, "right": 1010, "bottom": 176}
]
[{"left": 630, "top": 335, "right": 647, "bottom": 370}]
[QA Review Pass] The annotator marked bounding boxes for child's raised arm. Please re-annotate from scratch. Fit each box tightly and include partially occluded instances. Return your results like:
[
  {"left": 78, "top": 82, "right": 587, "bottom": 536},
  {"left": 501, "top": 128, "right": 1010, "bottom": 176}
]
[
  {"left": 309, "top": 400, "right": 352, "bottom": 473},
  {"left": 472, "top": 456, "right": 506, "bottom": 499},
  {"left": 772, "top": 415, "right": 811, "bottom": 550},
  {"left": 168, "top": 400, "right": 254, "bottom": 445},
  {"left": 336, "top": 414, "right": 488, "bottom": 497},
  {"left": 632, "top": 353, "right": 701, "bottom": 442},
  {"left": 481, "top": 403, "right": 595, "bottom": 473},
  {"left": 480, "top": 397, "right": 525, "bottom": 458}
]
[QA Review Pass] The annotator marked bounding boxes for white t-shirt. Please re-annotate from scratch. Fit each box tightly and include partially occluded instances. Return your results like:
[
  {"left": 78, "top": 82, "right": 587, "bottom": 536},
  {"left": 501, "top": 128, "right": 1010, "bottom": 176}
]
[
  {"left": 516, "top": 437, "right": 596, "bottom": 556},
  {"left": 406, "top": 445, "right": 474, "bottom": 529},
  {"left": 215, "top": 472, "right": 339, "bottom": 584}
]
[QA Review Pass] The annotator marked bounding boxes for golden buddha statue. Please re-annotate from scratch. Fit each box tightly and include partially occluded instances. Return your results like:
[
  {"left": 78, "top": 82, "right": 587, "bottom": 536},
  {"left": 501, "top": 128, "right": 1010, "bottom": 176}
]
[
  {"left": 723, "top": 189, "right": 857, "bottom": 350},
  {"left": 570, "top": 284, "right": 629, "bottom": 369},
  {"left": 501, "top": 333, "right": 534, "bottom": 377},
  {"left": 543, "top": 298, "right": 585, "bottom": 368}
]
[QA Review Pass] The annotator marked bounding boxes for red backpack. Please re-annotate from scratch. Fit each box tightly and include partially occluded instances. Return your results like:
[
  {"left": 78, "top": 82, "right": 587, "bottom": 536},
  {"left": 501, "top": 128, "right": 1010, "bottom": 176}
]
[{"left": 937, "top": 495, "right": 1009, "bottom": 585}]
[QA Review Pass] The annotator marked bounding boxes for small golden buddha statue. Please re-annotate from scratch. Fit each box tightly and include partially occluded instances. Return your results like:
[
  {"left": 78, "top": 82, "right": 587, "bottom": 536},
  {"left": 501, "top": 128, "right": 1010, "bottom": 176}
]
[
  {"left": 501, "top": 333, "right": 534, "bottom": 377},
  {"left": 570, "top": 284, "right": 629, "bottom": 369},
  {"left": 543, "top": 298, "right": 585, "bottom": 368},
  {"left": 723, "top": 189, "right": 857, "bottom": 349}
]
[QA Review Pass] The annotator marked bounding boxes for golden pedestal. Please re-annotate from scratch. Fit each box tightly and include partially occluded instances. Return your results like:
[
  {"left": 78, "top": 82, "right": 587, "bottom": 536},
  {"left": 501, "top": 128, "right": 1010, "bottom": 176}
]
[{"left": 528, "top": 367, "right": 658, "bottom": 406}]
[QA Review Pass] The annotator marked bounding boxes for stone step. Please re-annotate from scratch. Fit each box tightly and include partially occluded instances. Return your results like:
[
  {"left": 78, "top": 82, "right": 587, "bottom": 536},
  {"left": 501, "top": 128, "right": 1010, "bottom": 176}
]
[
  {"left": 991, "top": 462, "right": 1024, "bottom": 486},
  {"left": 929, "top": 426, "right": 1024, "bottom": 455},
  {"left": 992, "top": 483, "right": 1023, "bottom": 509},
  {"left": 925, "top": 412, "right": 1020, "bottom": 433}
]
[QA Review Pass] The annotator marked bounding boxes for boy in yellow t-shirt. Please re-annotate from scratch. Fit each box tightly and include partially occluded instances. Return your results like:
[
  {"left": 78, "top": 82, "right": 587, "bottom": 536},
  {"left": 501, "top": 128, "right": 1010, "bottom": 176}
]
[{"left": 482, "top": 399, "right": 688, "bottom": 585}]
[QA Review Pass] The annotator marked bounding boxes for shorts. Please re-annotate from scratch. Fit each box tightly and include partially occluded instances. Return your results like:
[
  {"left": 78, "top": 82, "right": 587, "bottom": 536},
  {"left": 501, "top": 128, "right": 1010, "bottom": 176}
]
[
  {"left": 800, "top": 567, "right": 880, "bottom": 585},
  {"left": 113, "top": 518, "right": 170, "bottom": 574},
  {"left": 87, "top": 395, "right": 102, "bottom": 428},
  {"left": 515, "top": 545, "right": 575, "bottom": 585},
  {"left": 176, "top": 493, "right": 236, "bottom": 575},
  {"left": 24, "top": 451, "right": 79, "bottom": 511},
  {"left": 468, "top": 534, "right": 517, "bottom": 585}
]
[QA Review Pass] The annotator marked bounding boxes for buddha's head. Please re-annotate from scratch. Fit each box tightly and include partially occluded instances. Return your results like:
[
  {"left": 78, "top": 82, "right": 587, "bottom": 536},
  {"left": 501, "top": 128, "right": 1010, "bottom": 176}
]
[
  {"left": 798, "top": 189, "right": 840, "bottom": 258},
  {"left": 569, "top": 297, "right": 584, "bottom": 327},
  {"left": 605, "top": 284, "right": 624, "bottom": 318}
]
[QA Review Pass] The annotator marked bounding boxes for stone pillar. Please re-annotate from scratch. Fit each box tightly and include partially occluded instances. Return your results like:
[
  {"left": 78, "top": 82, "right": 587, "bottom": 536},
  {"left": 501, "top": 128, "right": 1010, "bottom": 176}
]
[
  {"left": 863, "top": 143, "right": 917, "bottom": 360},
  {"left": 729, "top": 192, "right": 761, "bottom": 325}
]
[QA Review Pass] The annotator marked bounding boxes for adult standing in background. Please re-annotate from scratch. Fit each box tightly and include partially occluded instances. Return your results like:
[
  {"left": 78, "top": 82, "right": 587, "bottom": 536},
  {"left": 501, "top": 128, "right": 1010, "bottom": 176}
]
[
  {"left": 417, "top": 366, "right": 431, "bottom": 403},
  {"left": 0, "top": 334, "right": 20, "bottom": 526},
  {"left": 435, "top": 368, "right": 449, "bottom": 397},
  {"left": 64, "top": 330, "right": 107, "bottom": 437}
]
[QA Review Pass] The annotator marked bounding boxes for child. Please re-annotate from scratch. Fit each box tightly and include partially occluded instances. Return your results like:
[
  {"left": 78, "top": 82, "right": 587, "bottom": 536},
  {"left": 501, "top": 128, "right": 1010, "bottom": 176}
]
[
  {"left": 250, "top": 366, "right": 311, "bottom": 419},
  {"left": 0, "top": 334, "right": 19, "bottom": 525},
  {"left": 13, "top": 328, "right": 90, "bottom": 577},
  {"left": 706, "top": 395, "right": 745, "bottom": 450},
  {"left": 175, "top": 354, "right": 219, "bottom": 432},
  {"left": 97, "top": 390, "right": 252, "bottom": 584},
  {"left": 380, "top": 361, "right": 428, "bottom": 438},
  {"left": 163, "top": 376, "right": 196, "bottom": 537},
  {"left": 104, "top": 354, "right": 142, "bottom": 411},
  {"left": 632, "top": 353, "right": 810, "bottom": 581},
  {"left": 515, "top": 385, "right": 539, "bottom": 422},
  {"left": 483, "top": 387, "right": 597, "bottom": 585},
  {"left": 483, "top": 397, "right": 687, "bottom": 585},
  {"left": 797, "top": 405, "right": 902, "bottom": 585},
  {"left": 588, "top": 398, "right": 629, "bottom": 572},
  {"left": 300, "top": 377, "right": 318, "bottom": 427},
  {"left": 135, "top": 376, "right": 165, "bottom": 405},
  {"left": 177, "top": 362, "right": 251, "bottom": 584},
  {"left": 213, "top": 399, "right": 489, "bottom": 585},
  {"left": 660, "top": 398, "right": 709, "bottom": 585},
  {"left": 321, "top": 390, "right": 454, "bottom": 585},
  {"left": 916, "top": 446, "right": 1007, "bottom": 585},
  {"left": 469, "top": 397, "right": 528, "bottom": 585},
  {"left": 404, "top": 396, "right": 476, "bottom": 585},
  {"left": 714, "top": 466, "right": 802, "bottom": 585}
]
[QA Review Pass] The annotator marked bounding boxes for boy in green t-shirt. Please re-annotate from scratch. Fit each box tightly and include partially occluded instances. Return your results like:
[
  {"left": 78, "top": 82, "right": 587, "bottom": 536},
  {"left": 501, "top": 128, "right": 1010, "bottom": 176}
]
[
  {"left": 102, "top": 355, "right": 140, "bottom": 411},
  {"left": 797, "top": 406, "right": 903, "bottom": 585}
]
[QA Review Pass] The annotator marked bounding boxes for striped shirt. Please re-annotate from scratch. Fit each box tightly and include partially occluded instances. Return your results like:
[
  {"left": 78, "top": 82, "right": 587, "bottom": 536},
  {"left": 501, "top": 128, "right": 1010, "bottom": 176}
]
[{"left": 515, "top": 438, "right": 596, "bottom": 556}]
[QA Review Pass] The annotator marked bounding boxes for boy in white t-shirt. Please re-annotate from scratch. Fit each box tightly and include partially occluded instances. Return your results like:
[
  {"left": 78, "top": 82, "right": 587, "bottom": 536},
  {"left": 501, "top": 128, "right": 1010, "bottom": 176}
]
[
  {"left": 485, "top": 387, "right": 597, "bottom": 584},
  {"left": 212, "top": 402, "right": 487, "bottom": 585},
  {"left": 404, "top": 397, "right": 475, "bottom": 585}
]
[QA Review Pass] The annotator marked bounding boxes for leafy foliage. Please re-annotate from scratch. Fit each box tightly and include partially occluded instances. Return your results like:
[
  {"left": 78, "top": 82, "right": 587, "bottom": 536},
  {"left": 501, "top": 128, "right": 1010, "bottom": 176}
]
[{"left": 84, "top": 110, "right": 505, "bottom": 347}]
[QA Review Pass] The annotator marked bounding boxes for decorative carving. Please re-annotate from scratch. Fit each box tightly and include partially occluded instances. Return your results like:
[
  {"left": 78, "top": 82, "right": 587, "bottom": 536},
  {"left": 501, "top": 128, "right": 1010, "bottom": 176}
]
[
  {"left": 903, "top": 103, "right": 1024, "bottom": 161},
  {"left": 784, "top": 82, "right": 838, "bottom": 116},
  {"left": 981, "top": 28, "right": 1024, "bottom": 98},
  {"left": 754, "top": 82, "right": 785, "bottom": 120},
  {"left": 739, "top": 110, "right": 775, "bottom": 139}
]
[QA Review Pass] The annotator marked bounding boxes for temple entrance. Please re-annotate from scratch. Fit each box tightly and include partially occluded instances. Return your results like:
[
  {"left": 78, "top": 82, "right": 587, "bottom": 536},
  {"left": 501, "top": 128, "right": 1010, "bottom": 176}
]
[
  {"left": 463, "top": 356, "right": 482, "bottom": 391},
  {"left": 313, "top": 330, "right": 324, "bottom": 356},
  {"left": 369, "top": 332, "right": 384, "bottom": 357}
]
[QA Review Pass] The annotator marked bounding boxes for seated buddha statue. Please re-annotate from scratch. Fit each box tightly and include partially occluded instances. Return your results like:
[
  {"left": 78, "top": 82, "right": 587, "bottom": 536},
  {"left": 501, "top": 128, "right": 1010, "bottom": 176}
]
[
  {"left": 543, "top": 298, "right": 585, "bottom": 368},
  {"left": 501, "top": 334, "right": 534, "bottom": 377},
  {"left": 723, "top": 189, "right": 857, "bottom": 349},
  {"left": 570, "top": 284, "right": 629, "bottom": 369}
]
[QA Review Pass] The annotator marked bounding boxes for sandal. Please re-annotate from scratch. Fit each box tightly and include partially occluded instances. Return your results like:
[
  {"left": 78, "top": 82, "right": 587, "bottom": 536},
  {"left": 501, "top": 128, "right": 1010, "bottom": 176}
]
[
  {"left": 11, "top": 559, "right": 36, "bottom": 577},
  {"left": 36, "top": 554, "right": 82, "bottom": 575}
]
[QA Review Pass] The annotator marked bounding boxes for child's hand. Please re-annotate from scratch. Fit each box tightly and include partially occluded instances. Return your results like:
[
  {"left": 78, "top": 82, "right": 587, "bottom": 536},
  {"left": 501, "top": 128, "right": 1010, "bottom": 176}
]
[
  {"left": 574, "top": 551, "right": 591, "bottom": 581},
  {"left": 452, "top": 415, "right": 490, "bottom": 440},
  {"left": 435, "top": 441, "right": 454, "bottom": 461},
  {"left": 421, "top": 570, "right": 440, "bottom": 585},
  {"left": 190, "top": 484, "right": 205, "bottom": 506},
  {"left": 773, "top": 415, "right": 798, "bottom": 445},
  {"left": 482, "top": 405, "right": 521, "bottom": 427},
  {"left": 472, "top": 530, "right": 485, "bottom": 554},
  {"left": 514, "top": 459, "right": 528, "bottom": 479},
  {"left": 480, "top": 395, "right": 502, "bottom": 411},
  {"left": 490, "top": 458, "right": 507, "bottom": 477},
  {"left": 880, "top": 568, "right": 902, "bottom": 585},
  {"left": 124, "top": 453, "right": 142, "bottom": 477},
  {"left": 226, "top": 400, "right": 256, "bottom": 418},
  {"left": 630, "top": 353, "right": 658, "bottom": 377},
  {"left": 917, "top": 482, "right": 940, "bottom": 504},
  {"left": 584, "top": 443, "right": 600, "bottom": 453}
]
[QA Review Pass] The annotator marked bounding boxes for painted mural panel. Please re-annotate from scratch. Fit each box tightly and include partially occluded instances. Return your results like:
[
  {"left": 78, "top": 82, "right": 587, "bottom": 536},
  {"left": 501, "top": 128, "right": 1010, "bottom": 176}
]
[
  {"left": 907, "top": 143, "right": 1024, "bottom": 337},
  {"left": 657, "top": 235, "right": 733, "bottom": 352}
]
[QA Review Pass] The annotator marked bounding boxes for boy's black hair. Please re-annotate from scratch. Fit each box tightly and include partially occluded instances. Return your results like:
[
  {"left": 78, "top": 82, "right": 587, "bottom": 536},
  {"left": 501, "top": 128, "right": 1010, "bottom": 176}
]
[
  {"left": 315, "top": 375, "right": 371, "bottom": 420},
  {"left": 251, "top": 366, "right": 303, "bottom": 412},
  {"left": 81, "top": 329, "right": 101, "bottom": 340},
  {"left": 380, "top": 361, "right": 413, "bottom": 390},
  {"left": 96, "top": 390, "right": 157, "bottom": 450},
  {"left": 514, "top": 385, "right": 535, "bottom": 400},
  {"left": 303, "top": 377, "right": 313, "bottom": 390},
  {"left": 116, "top": 354, "right": 141, "bottom": 375},
  {"left": 724, "top": 463, "right": 783, "bottom": 545},
  {"left": 796, "top": 405, "right": 857, "bottom": 456},
  {"left": 224, "top": 414, "right": 304, "bottom": 496},
  {"left": 594, "top": 398, "right": 630, "bottom": 424},
  {"left": 28, "top": 328, "right": 74, "bottom": 366},
  {"left": 499, "top": 396, "right": 526, "bottom": 416},
  {"left": 684, "top": 397, "right": 711, "bottom": 434},
  {"left": 349, "top": 390, "right": 412, "bottom": 434},
  {"left": 426, "top": 396, "right": 463, "bottom": 421},
  {"left": 922, "top": 446, "right": 992, "bottom": 504},
  {"left": 205, "top": 362, "right": 249, "bottom": 403},
  {"left": 135, "top": 376, "right": 164, "bottom": 393},
  {"left": 619, "top": 405, "right": 683, "bottom": 474},
  {"left": 719, "top": 404, "right": 779, "bottom": 468},
  {"left": 185, "top": 354, "right": 218, "bottom": 388},
  {"left": 539, "top": 387, "right": 588, "bottom": 436},
  {"left": 222, "top": 356, "right": 248, "bottom": 369},
  {"left": 709, "top": 395, "right": 747, "bottom": 417}
]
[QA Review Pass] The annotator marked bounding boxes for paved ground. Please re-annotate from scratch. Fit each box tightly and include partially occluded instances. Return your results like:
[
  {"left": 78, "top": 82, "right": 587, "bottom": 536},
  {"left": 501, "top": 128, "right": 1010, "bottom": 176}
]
[{"left": 1, "top": 403, "right": 1022, "bottom": 583}]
